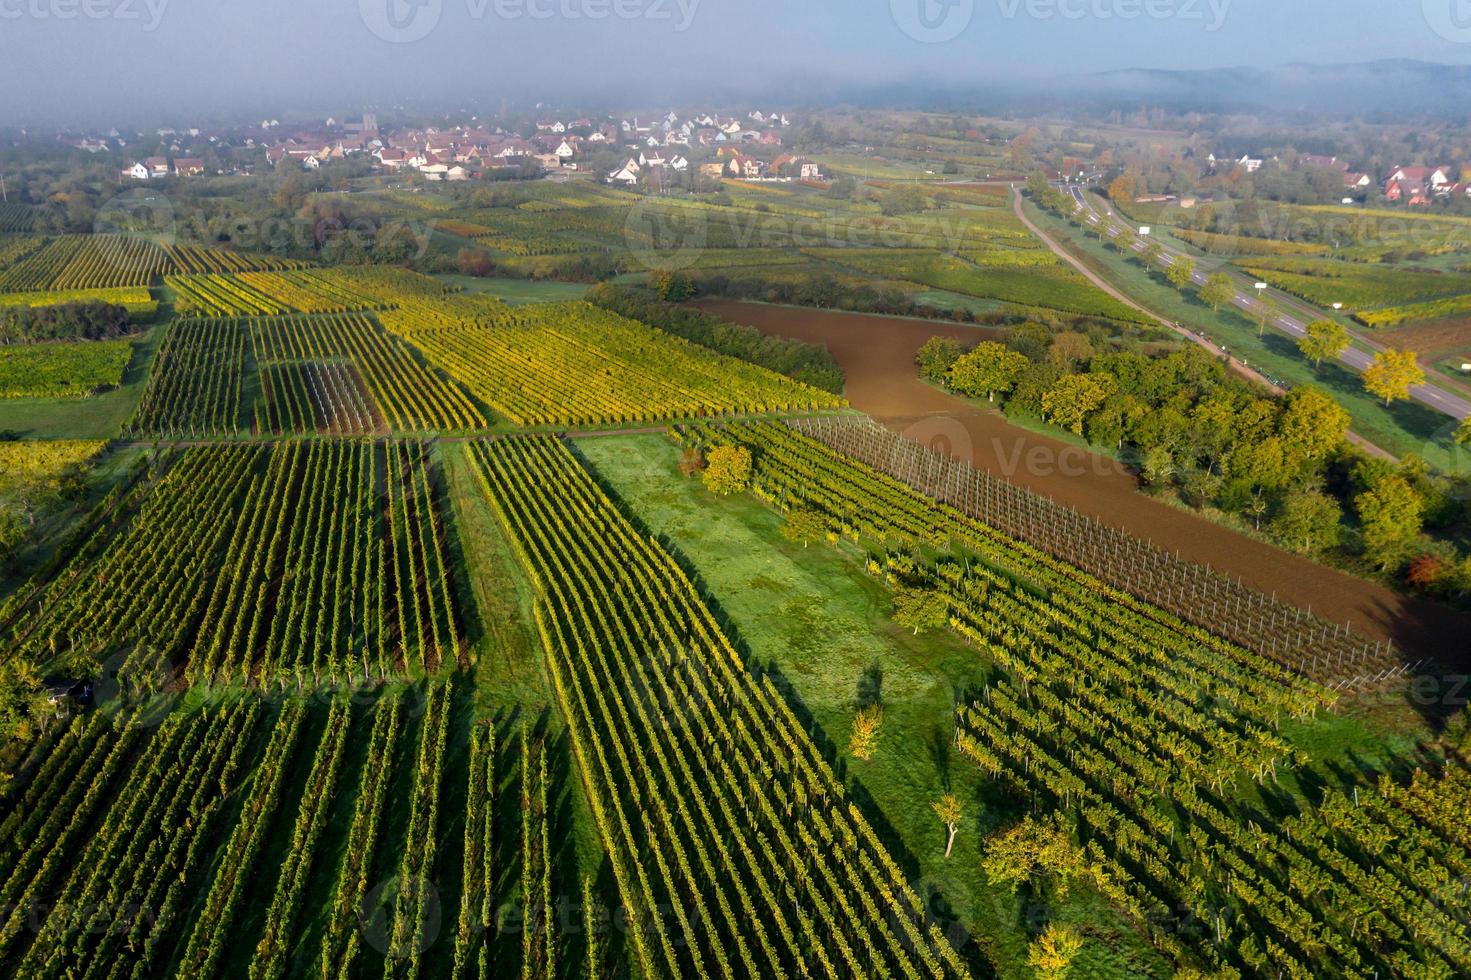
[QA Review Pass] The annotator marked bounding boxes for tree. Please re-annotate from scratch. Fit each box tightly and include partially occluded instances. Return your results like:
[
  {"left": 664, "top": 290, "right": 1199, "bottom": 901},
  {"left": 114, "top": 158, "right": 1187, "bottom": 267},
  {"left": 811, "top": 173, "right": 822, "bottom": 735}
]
[
  {"left": 1042, "top": 374, "right": 1115, "bottom": 436},
  {"left": 1298, "top": 319, "right": 1349, "bottom": 371},
  {"left": 1140, "top": 240, "right": 1164, "bottom": 268},
  {"left": 1271, "top": 490, "right": 1343, "bottom": 554},
  {"left": 455, "top": 247, "right": 495, "bottom": 277},
  {"left": 0, "top": 506, "right": 27, "bottom": 567},
  {"left": 701, "top": 446, "right": 752, "bottom": 496},
  {"left": 0, "top": 658, "right": 44, "bottom": 744},
  {"left": 932, "top": 795, "right": 964, "bottom": 859},
  {"left": 849, "top": 704, "right": 883, "bottom": 761},
  {"left": 879, "top": 185, "right": 927, "bottom": 216},
  {"left": 949, "top": 342, "right": 1030, "bottom": 402},
  {"left": 1046, "top": 331, "right": 1095, "bottom": 372},
  {"left": 1356, "top": 475, "right": 1425, "bottom": 567},
  {"left": 779, "top": 507, "right": 826, "bottom": 547},
  {"left": 1165, "top": 256, "right": 1195, "bottom": 289},
  {"left": 1277, "top": 387, "right": 1350, "bottom": 470},
  {"left": 983, "top": 815, "right": 1097, "bottom": 898},
  {"left": 1198, "top": 272, "right": 1235, "bottom": 312},
  {"left": 1455, "top": 416, "right": 1471, "bottom": 446},
  {"left": 892, "top": 586, "right": 949, "bottom": 635},
  {"left": 676, "top": 447, "right": 705, "bottom": 479},
  {"left": 1254, "top": 300, "right": 1278, "bottom": 337},
  {"left": 1140, "top": 445, "right": 1176, "bottom": 487},
  {"left": 649, "top": 269, "right": 694, "bottom": 302},
  {"left": 916, "top": 336, "right": 966, "bottom": 384},
  {"left": 1028, "top": 925, "right": 1085, "bottom": 980},
  {"left": 1362, "top": 349, "right": 1426, "bottom": 407},
  {"left": 1106, "top": 172, "right": 1137, "bottom": 204}
]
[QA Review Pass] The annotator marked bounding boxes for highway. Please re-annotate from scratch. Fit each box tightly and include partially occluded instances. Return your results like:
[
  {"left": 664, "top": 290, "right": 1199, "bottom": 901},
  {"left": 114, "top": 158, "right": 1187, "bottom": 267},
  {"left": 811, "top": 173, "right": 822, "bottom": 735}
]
[{"left": 1064, "top": 185, "right": 1471, "bottom": 423}]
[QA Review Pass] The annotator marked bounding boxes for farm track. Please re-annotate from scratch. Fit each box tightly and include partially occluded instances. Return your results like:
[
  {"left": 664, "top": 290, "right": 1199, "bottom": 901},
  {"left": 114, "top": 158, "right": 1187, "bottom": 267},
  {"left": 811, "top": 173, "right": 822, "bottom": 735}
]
[{"left": 694, "top": 298, "right": 1471, "bottom": 664}]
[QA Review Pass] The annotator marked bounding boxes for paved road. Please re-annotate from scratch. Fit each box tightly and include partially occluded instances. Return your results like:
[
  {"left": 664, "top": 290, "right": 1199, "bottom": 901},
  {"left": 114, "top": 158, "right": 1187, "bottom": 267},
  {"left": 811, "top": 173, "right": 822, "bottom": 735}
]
[
  {"left": 1013, "top": 192, "right": 1397, "bottom": 460},
  {"left": 1065, "top": 185, "right": 1471, "bottom": 423}
]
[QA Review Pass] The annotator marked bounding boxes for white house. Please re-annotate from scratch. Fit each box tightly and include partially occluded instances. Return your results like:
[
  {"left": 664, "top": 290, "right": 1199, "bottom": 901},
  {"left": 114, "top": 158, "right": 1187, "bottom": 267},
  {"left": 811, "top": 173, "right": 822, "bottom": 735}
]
[
  {"left": 607, "top": 163, "right": 640, "bottom": 186},
  {"left": 120, "top": 161, "right": 151, "bottom": 180}
]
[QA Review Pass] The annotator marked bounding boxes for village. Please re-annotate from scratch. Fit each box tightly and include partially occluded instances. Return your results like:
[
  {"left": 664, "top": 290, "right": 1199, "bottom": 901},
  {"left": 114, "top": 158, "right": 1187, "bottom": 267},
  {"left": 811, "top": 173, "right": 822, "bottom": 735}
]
[{"left": 73, "top": 108, "right": 825, "bottom": 189}]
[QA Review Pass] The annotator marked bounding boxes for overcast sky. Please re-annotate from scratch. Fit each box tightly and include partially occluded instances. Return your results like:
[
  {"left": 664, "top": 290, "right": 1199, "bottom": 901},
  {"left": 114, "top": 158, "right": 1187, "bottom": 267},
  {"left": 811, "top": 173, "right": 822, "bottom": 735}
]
[{"left": 2, "top": 0, "right": 1468, "bottom": 125}]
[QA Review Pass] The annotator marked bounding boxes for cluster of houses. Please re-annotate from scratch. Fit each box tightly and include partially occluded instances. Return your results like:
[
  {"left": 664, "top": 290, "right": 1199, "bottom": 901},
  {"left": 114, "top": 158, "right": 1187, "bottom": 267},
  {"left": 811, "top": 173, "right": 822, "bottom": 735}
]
[
  {"left": 597, "top": 110, "right": 823, "bottom": 186},
  {"left": 1200, "top": 150, "right": 1471, "bottom": 206},
  {"left": 1204, "top": 152, "right": 1372, "bottom": 192},
  {"left": 80, "top": 108, "right": 812, "bottom": 187},
  {"left": 118, "top": 156, "right": 207, "bottom": 180},
  {"left": 1381, "top": 165, "right": 1471, "bottom": 206}
]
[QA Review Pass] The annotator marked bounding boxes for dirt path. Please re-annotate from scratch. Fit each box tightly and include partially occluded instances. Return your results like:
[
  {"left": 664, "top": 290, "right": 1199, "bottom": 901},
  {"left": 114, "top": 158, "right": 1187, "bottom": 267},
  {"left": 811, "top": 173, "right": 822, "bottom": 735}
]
[{"left": 695, "top": 299, "right": 1469, "bottom": 662}]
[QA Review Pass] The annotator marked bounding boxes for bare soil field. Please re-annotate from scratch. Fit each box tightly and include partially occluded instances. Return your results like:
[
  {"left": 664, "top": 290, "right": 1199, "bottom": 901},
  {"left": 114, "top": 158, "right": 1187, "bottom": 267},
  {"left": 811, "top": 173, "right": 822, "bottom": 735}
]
[
  {"left": 697, "top": 299, "right": 1470, "bottom": 664},
  {"left": 1380, "top": 317, "right": 1471, "bottom": 358}
]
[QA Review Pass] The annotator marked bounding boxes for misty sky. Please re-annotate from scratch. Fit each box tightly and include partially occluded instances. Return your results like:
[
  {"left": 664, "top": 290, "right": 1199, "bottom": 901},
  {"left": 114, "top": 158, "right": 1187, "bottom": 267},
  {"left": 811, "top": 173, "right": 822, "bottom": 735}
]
[{"left": 1, "top": 0, "right": 1468, "bottom": 124}]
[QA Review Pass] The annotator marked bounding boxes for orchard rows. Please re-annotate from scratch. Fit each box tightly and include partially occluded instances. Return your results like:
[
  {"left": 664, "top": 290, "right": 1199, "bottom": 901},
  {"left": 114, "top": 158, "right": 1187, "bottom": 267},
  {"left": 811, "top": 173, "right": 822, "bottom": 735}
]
[
  {"left": 0, "top": 441, "right": 461, "bottom": 688},
  {"left": 470, "top": 435, "right": 968, "bottom": 979},
  {"left": 128, "top": 314, "right": 484, "bottom": 437},
  {"left": 0, "top": 234, "right": 299, "bottom": 292},
  {"left": 0, "top": 682, "right": 582, "bottom": 978},
  {"left": 682, "top": 419, "right": 1471, "bottom": 979},
  {"left": 788, "top": 414, "right": 1400, "bottom": 681},
  {"left": 378, "top": 300, "right": 845, "bottom": 426}
]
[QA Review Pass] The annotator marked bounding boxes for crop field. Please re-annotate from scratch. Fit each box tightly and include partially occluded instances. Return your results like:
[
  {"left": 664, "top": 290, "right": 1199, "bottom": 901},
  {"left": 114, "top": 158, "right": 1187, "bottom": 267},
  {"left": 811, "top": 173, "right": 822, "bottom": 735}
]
[
  {"left": 1238, "top": 256, "right": 1471, "bottom": 311},
  {"left": 0, "top": 285, "right": 157, "bottom": 316},
  {"left": 0, "top": 339, "right": 132, "bottom": 398},
  {"left": 0, "top": 440, "right": 105, "bottom": 490},
  {"left": 811, "top": 246, "right": 1149, "bottom": 321},
  {"left": 0, "top": 235, "right": 301, "bottom": 292},
  {"left": 250, "top": 314, "right": 487, "bottom": 431},
  {"left": 126, "top": 317, "right": 250, "bottom": 435},
  {"left": 0, "top": 440, "right": 461, "bottom": 687},
  {"left": 257, "top": 360, "right": 381, "bottom": 435},
  {"left": 1173, "top": 228, "right": 1330, "bottom": 256},
  {"left": 381, "top": 301, "right": 845, "bottom": 426},
  {"left": 0, "top": 235, "right": 47, "bottom": 267},
  {"left": 469, "top": 434, "right": 970, "bottom": 978},
  {"left": 0, "top": 678, "right": 573, "bottom": 979},
  {"left": 169, "top": 270, "right": 402, "bottom": 317},
  {"left": 0, "top": 206, "right": 37, "bottom": 233},
  {"left": 129, "top": 314, "right": 486, "bottom": 436}
]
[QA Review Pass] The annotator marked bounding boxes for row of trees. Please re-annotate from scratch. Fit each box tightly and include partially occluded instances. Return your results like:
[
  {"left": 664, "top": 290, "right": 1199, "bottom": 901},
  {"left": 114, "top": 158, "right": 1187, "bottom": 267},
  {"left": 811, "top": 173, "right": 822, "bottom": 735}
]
[
  {"left": 0, "top": 300, "right": 132, "bottom": 345},
  {"left": 919, "top": 325, "right": 1471, "bottom": 592}
]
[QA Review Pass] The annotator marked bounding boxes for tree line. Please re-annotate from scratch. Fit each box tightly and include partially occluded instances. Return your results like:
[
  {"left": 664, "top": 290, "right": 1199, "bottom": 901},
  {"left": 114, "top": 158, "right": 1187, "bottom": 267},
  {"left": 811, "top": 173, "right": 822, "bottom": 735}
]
[
  {"left": 917, "top": 325, "right": 1471, "bottom": 599},
  {"left": 0, "top": 300, "right": 131, "bottom": 345}
]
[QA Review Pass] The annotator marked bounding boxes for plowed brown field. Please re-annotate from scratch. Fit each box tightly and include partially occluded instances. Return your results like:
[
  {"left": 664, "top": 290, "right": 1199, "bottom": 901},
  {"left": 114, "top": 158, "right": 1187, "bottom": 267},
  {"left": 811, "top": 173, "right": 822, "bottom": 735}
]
[{"left": 697, "top": 299, "right": 1469, "bottom": 664}]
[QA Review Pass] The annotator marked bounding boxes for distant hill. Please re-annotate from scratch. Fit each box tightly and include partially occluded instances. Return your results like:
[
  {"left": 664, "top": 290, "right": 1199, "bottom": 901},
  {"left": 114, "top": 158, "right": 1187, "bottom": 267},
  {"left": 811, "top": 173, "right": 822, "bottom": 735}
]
[
  {"left": 846, "top": 59, "right": 1471, "bottom": 119},
  {"left": 1084, "top": 59, "right": 1471, "bottom": 114}
]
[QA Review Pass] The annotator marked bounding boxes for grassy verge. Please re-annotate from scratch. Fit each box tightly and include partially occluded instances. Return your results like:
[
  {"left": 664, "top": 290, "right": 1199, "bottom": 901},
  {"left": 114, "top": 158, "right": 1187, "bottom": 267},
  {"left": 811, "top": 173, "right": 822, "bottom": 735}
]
[{"left": 438, "top": 441, "right": 611, "bottom": 931}]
